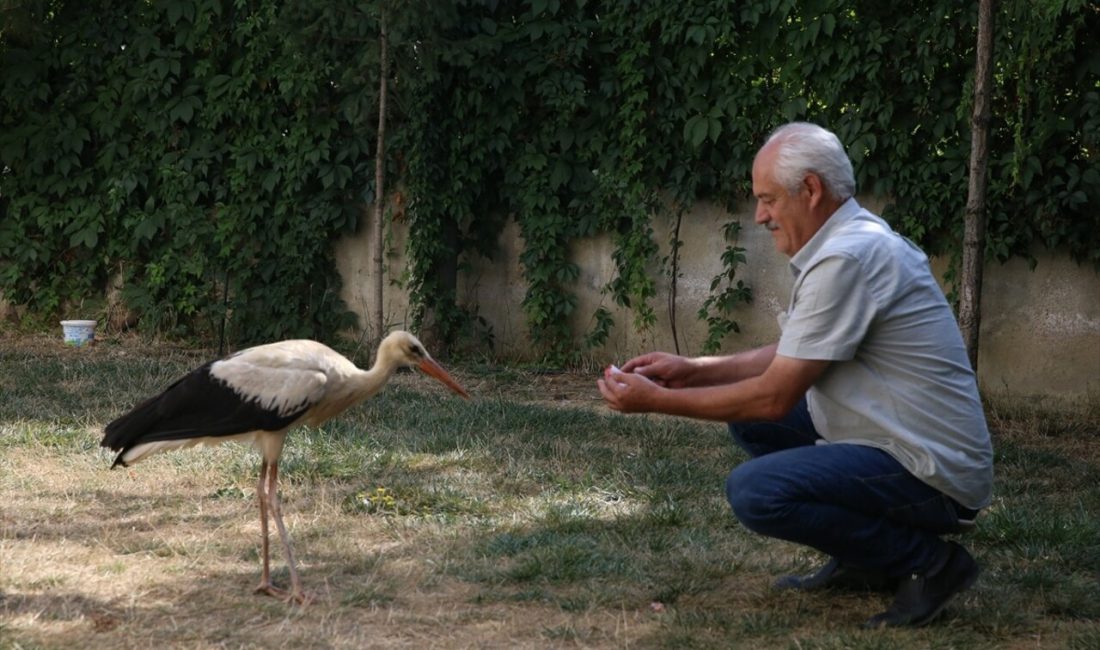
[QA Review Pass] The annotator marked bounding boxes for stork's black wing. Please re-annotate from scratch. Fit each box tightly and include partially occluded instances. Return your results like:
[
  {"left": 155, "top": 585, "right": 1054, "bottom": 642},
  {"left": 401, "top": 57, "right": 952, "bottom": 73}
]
[{"left": 101, "top": 361, "right": 313, "bottom": 467}]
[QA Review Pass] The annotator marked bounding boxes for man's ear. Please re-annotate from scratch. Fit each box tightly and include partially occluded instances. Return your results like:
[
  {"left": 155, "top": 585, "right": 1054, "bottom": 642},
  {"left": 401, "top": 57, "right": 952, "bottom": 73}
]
[{"left": 803, "top": 173, "right": 825, "bottom": 209}]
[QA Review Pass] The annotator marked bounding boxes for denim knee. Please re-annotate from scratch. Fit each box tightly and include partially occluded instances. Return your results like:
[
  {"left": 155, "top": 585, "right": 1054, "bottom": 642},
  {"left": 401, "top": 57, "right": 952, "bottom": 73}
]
[{"left": 725, "top": 461, "right": 778, "bottom": 534}]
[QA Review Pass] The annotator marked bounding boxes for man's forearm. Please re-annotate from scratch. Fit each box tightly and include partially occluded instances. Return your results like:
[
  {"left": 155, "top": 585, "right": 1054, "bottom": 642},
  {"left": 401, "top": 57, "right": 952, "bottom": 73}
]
[
  {"left": 652, "top": 351, "right": 825, "bottom": 422},
  {"left": 689, "top": 343, "right": 779, "bottom": 386}
]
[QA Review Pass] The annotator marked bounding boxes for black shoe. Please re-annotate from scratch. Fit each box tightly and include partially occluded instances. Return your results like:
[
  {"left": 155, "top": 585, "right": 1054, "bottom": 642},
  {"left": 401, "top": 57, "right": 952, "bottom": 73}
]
[
  {"left": 775, "top": 557, "right": 896, "bottom": 593},
  {"left": 864, "top": 542, "right": 980, "bottom": 628}
]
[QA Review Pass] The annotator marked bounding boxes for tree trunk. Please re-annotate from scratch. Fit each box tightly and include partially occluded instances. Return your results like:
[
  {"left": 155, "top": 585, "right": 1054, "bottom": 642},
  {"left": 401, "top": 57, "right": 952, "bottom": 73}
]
[
  {"left": 959, "top": 0, "right": 995, "bottom": 371},
  {"left": 369, "top": 10, "right": 389, "bottom": 347}
]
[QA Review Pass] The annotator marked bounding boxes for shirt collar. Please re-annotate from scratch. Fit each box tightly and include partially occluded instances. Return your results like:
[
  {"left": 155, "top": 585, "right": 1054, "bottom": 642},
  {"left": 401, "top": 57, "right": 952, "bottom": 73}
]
[{"left": 789, "top": 197, "right": 862, "bottom": 276}]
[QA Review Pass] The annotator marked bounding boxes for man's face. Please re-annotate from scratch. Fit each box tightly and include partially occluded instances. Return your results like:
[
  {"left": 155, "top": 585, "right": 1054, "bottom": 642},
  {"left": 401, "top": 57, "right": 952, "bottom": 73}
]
[{"left": 752, "top": 145, "right": 815, "bottom": 257}]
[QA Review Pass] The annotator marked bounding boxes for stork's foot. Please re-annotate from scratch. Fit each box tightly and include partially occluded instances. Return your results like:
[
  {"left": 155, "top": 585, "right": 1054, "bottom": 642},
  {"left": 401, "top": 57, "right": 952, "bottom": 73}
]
[{"left": 255, "top": 582, "right": 311, "bottom": 605}]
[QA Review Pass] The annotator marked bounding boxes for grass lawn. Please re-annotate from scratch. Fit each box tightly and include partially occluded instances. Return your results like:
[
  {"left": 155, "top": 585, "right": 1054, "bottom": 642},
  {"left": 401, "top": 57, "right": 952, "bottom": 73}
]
[{"left": 1, "top": 334, "right": 1098, "bottom": 649}]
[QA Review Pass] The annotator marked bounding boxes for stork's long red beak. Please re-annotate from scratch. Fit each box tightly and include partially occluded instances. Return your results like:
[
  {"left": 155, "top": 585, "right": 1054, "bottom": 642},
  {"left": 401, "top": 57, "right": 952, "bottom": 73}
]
[{"left": 417, "top": 358, "right": 470, "bottom": 399}]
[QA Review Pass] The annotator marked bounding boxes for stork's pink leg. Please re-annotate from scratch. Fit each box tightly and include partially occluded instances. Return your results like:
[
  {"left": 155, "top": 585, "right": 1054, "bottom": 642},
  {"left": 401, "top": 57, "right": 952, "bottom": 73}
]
[
  {"left": 251, "top": 459, "right": 279, "bottom": 598},
  {"left": 254, "top": 460, "right": 288, "bottom": 599},
  {"left": 265, "top": 462, "right": 308, "bottom": 604}
]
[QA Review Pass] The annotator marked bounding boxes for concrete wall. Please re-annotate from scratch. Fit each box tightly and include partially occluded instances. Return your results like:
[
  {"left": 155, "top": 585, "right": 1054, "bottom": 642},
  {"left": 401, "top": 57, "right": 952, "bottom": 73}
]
[
  {"left": 335, "top": 199, "right": 1100, "bottom": 399},
  {"left": 967, "top": 253, "right": 1100, "bottom": 397}
]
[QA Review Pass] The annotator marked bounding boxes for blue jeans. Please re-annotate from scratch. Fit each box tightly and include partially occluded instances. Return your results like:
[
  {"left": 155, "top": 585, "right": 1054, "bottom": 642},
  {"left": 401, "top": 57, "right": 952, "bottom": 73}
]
[{"left": 725, "top": 399, "right": 970, "bottom": 577}]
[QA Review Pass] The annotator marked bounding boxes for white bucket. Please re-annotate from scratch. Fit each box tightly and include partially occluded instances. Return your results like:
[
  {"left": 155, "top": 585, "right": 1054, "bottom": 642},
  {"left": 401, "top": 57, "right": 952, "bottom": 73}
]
[{"left": 60, "top": 319, "right": 97, "bottom": 347}]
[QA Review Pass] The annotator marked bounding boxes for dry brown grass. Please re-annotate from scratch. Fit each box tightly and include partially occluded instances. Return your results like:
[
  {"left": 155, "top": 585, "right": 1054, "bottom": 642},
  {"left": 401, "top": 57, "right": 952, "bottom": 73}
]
[
  {"left": 1, "top": 445, "right": 663, "bottom": 649},
  {"left": 0, "top": 335, "right": 660, "bottom": 649}
]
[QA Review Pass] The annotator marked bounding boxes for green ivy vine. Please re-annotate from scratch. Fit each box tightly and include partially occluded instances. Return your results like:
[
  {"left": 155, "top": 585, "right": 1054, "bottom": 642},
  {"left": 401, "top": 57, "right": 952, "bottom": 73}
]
[{"left": 2, "top": 0, "right": 1096, "bottom": 364}]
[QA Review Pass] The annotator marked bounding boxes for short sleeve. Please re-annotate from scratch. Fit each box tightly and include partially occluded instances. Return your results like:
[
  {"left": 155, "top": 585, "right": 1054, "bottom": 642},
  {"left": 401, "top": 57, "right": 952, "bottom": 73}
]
[{"left": 777, "top": 254, "right": 877, "bottom": 361}]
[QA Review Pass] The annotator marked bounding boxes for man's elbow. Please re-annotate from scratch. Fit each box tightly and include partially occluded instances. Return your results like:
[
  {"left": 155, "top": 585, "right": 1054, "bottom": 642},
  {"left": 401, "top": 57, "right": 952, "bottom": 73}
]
[
  {"left": 758, "top": 391, "right": 802, "bottom": 421},
  {"left": 752, "top": 357, "right": 825, "bottom": 421}
]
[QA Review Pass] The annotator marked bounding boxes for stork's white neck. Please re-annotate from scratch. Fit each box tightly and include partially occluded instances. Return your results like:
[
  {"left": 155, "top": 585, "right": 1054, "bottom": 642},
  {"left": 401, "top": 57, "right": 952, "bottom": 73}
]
[{"left": 345, "top": 335, "right": 414, "bottom": 403}]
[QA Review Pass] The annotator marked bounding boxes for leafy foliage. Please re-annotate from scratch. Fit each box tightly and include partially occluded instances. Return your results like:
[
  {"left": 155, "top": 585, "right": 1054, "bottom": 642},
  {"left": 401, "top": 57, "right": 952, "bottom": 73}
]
[
  {"left": 1, "top": 0, "right": 1096, "bottom": 360},
  {"left": 0, "top": 0, "right": 364, "bottom": 342},
  {"left": 698, "top": 220, "right": 753, "bottom": 354}
]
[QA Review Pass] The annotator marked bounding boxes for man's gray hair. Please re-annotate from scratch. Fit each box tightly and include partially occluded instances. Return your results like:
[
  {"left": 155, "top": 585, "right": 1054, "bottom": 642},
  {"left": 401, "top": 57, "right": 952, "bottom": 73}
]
[{"left": 764, "top": 122, "right": 856, "bottom": 201}]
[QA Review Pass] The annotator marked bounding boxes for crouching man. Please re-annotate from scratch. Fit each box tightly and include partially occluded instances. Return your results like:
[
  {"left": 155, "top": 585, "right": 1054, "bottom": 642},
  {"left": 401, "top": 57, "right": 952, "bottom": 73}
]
[{"left": 598, "top": 122, "right": 992, "bottom": 627}]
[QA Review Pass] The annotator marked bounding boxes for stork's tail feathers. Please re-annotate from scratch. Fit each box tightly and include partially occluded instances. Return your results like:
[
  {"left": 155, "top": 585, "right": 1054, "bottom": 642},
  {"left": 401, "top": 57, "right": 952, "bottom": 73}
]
[
  {"left": 101, "top": 365, "right": 211, "bottom": 468},
  {"left": 102, "top": 392, "right": 167, "bottom": 468}
]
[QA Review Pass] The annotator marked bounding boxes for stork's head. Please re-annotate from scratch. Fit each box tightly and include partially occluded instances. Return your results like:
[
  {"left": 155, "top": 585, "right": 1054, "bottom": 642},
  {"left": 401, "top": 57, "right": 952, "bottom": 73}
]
[{"left": 380, "top": 331, "right": 469, "bottom": 398}]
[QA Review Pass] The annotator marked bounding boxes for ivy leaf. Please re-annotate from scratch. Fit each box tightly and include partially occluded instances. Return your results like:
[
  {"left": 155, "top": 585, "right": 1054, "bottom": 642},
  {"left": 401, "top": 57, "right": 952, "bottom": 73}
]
[
  {"left": 781, "top": 97, "right": 807, "bottom": 121},
  {"left": 169, "top": 96, "right": 200, "bottom": 123},
  {"left": 549, "top": 159, "right": 572, "bottom": 189},
  {"left": 69, "top": 224, "right": 98, "bottom": 249},
  {"left": 166, "top": 0, "right": 184, "bottom": 26},
  {"left": 707, "top": 117, "right": 722, "bottom": 143},
  {"left": 807, "top": 18, "right": 821, "bottom": 45},
  {"left": 60, "top": 126, "right": 91, "bottom": 155},
  {"left": 684, "top": 115, "right": 708, "bottom": 148},
  {"left": 133, "top": 214, "right": 165, "bottom": 242},
  {"left": 558, "top": 130, "right": 574, "bottom": 151},
  {"left": 261, "top": 171, "right": 280, "bottom": 193}
]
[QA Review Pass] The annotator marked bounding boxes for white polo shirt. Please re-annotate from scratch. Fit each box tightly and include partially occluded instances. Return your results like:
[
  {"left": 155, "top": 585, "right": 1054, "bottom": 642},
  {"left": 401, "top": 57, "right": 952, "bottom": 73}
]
[{"left": 777, "top": 198, "right": 994, "bottom": 509}]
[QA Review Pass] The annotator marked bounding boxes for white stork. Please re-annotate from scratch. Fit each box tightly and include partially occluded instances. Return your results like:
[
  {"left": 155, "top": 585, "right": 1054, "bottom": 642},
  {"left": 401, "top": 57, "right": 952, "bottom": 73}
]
[{"left": 101, "top": 330, "right": 469, "bottom": 604}]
